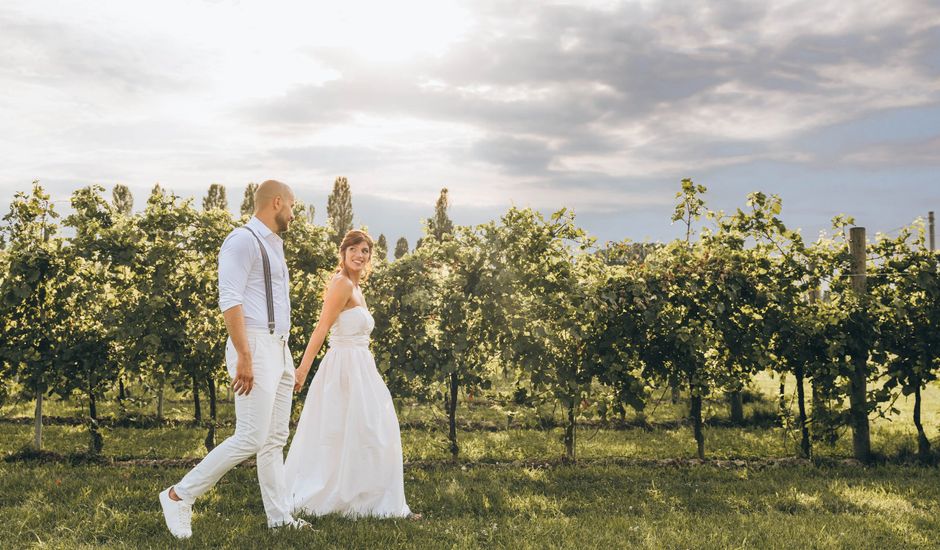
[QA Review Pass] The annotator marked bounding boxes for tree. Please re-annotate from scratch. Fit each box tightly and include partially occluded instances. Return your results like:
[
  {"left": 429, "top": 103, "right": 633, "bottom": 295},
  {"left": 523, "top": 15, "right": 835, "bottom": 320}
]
[
  {"left": 327, "top": 176, "right": 354, "bottom": 245},
  {"left": 0, "top": 250, "right": 9, "bottom": 406},
  {"left": 437, "top": 231, "right": 487, "bottom": 458},
  {"left": 720, "top": 192, "right": 816, "bottom": 454},
  {"left": 755, "top": 216, "right": 866, "bottom": 455},
  {"left": 203, "top": 183, "right": 228, "bottom": 212},
  {"left": 422, "top": 187, "right": 463, "bottom": 452},
  {"left": 642, "top": 243, "right": 717, "bottom": 459},
  {"left": 664, "top": 179, "right": 709, "bottom": 459},
  {"left": 394, "top": 237, "right": 409, "bottom": 259},
  {"left": 626, "top": 180, "right": 757, "bottom": 459},
  {"left": 105, "top": 202, "right": 145, "bottom": 407},
  {"left": 417, "top": 227, "right": 495, "bottom": 458},
  {"left": 428, "top": 188, "right": 454, "bottom": 240},
  {"left": 59, "top": 185, "right": 131, "bottom": 453},
  {"left": 870, "top": 223, "right": 940, "bottom": 462},
  {"left": 0, "top": 247, "right": 9, "bottom": 410},
  {"left": 369, "top": 251, "right": 438, "bottom": 402},
  {"left": 112, "top": 184, "right": 134, "bottom": 216},
  {"left": 664, "top": 179, "right": 708, "bottom": 405},
  {"left": 488, "top": 207, "right": 603, "bottom": 460},
  {"left": 375, "top": 234, "right": 388, "bottom": 263},
  {"left": 0, "top": 182, "right": 68, "bottom": 450},
  {"left": 125, "top": 185, "right": 196, "bottom": 419},
  {"left": 240, "top": 182, "right": 259, "bottom": 217},
  {"left": 596, "top": 263, "right": 651, "bottom": 424}
]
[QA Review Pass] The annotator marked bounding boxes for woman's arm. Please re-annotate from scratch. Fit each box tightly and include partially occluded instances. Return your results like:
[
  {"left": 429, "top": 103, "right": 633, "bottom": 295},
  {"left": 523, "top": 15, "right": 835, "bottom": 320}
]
[{"left": 293, "top": 276, "right": 353, "bottom": 392}]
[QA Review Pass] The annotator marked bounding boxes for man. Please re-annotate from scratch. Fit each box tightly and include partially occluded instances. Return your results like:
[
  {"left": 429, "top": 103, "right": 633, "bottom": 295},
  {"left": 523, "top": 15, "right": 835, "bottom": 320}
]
[{"left": 159, "top": 180, "right": 308, "bottom": 538}]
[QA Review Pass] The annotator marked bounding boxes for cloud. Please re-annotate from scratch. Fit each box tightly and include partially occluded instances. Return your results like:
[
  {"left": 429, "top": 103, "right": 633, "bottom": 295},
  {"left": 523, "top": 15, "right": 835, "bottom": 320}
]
[
  {"left": 240, "top": 0, "right": 940, "bottom": 185},
  {"left": 841, "top": 136, "right": 940, "bottom": 166},
  {"left": 268, "top": 145, "right": 395, "bottom": 173},
  {"left": 2, "top": 0, "right": 939, "bottom": 247},
  {"left": 469, "top": 135, "right": 554, "bottom": 174},
  {"left": 0, "top": 6, "right": 195, "bottom": 98}
]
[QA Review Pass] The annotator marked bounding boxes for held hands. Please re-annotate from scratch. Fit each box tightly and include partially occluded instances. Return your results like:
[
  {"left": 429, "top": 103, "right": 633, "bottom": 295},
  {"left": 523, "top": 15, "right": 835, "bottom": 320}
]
[
  {"left": 231, "top": 352, "right": 254, "bottom": 396},
  {"left": 293, "top": 366, "right": 309, "bottom": 393}
]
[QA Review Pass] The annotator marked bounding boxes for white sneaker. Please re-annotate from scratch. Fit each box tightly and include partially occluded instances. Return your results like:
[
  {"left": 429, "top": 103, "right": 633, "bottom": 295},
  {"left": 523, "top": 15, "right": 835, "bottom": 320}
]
[{"left": 159, "top": 487, "right": 193, "bottom": 539}]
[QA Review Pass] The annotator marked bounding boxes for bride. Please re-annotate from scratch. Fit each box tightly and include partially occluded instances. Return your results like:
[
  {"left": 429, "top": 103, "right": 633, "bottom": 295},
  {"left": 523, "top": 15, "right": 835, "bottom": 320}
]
[{"left": 285, "top": 229, "right": 419, "bottom": 520}]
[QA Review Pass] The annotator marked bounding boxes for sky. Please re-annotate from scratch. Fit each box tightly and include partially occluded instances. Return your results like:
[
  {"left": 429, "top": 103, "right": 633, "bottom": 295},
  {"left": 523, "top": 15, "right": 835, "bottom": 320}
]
[{"left": 2, "top": 0, "right": 939, "bottom": 251}]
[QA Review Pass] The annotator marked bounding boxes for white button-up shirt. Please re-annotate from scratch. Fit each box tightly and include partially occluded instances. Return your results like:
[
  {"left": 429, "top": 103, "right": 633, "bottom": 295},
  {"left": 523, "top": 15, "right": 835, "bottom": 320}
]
[{"left": 218, "top": 216, "right": 292, "bottom": 335}]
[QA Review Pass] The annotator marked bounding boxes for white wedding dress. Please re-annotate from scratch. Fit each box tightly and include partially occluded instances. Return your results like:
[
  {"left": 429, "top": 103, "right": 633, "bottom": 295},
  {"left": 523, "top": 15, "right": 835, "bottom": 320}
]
[{"left": 285, "top": 305, "right": 411, "bottom": 518}]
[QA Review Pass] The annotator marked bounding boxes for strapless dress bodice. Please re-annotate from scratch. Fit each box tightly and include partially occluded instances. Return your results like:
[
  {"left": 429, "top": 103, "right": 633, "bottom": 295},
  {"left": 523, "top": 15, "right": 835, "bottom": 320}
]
[{"left": 328, "top": 306, "right": 374, "bottom": 348}]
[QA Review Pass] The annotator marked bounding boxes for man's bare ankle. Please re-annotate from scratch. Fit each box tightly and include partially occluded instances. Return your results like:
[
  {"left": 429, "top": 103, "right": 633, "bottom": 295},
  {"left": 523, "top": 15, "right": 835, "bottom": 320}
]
[{"left": 169, "top": 487, "right": 182, "bottom": 501}]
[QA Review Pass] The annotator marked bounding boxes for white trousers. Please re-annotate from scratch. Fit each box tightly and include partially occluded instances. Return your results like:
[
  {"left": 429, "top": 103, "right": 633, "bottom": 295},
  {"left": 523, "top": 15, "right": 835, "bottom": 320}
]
[{"left": 174, "top": 329, "right": 296, "bottom": 527}]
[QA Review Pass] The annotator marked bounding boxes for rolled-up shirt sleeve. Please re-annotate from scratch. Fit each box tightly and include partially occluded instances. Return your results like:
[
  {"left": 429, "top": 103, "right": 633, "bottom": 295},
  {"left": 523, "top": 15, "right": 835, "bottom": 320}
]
[{"left": 218, "top": 230, "right": 256, "bottom": 313}]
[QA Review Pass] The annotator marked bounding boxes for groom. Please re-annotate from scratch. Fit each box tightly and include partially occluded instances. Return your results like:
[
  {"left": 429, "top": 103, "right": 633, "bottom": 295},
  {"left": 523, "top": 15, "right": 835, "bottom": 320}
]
[{"left": 160, "top": 179, "right": 308, "bottom": 538}]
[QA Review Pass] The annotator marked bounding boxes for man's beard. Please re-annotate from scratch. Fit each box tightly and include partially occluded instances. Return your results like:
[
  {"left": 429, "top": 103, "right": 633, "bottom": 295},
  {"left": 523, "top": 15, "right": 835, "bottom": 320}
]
[{"left": 275, "top": 210, "right": 290, "bottom": 233}]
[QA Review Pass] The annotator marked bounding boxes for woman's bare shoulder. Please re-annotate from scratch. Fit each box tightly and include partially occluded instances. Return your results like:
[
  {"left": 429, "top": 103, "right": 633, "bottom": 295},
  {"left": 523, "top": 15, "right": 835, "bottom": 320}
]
[{"left": 326, "top": 273, "right": 355, "bottom": 296}]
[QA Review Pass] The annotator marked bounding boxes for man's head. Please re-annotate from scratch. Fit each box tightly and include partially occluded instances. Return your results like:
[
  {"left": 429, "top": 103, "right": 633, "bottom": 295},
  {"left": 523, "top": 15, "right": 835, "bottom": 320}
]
[{"left": 254, "top": 179, "right": 295, "bottom": 233}]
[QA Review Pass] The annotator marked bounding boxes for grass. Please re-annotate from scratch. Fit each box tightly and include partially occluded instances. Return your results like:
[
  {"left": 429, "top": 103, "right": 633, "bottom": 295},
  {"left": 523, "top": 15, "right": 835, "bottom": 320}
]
[
  {"left": 2, "top": 461, "right": 940, "bottom": 549},
  {"left": 3, "top": 373, "right": 940, "bottom": 548}
]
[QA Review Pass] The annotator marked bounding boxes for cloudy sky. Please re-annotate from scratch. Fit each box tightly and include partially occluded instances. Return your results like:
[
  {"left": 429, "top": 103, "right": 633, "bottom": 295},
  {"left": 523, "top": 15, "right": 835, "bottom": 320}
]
[{"left": 2, "top": 0, "right": 939, "bottom": 250}]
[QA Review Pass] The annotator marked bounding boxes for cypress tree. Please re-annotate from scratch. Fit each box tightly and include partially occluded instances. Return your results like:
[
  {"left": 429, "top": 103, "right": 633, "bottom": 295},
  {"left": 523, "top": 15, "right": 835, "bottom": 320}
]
[
  {"left": 240, "top": 182, "right": 259, "bottom": 216},
  {"left": 112, "top": 184, "right": 134, "bottom": 216},
  {"left": 375, "top": 233, "right": 388, "bottom": 261},
  {"left": 429, "top": 188, "right": 454, "bottom": 240},
  {"left": 203, "top": 183, "right": 228, "bottom": 211},
  {"left": 327, "top": 176, "right": 353, "bottom": 245},
  {"left": 394, "top": 236, "right": 409, "bottom": 259}
]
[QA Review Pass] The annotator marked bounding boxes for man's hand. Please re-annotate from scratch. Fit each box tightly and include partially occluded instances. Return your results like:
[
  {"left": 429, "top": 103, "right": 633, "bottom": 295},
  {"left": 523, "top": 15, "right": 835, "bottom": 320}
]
[
  {"left": 293, "top": 367, "right": 308, "bottom": 393},
  {"left": 222, "top": 305, "right": 254, "bottom": 396},
  {"left": 232, "top": 351, "right": 254, "bottom": 396}
]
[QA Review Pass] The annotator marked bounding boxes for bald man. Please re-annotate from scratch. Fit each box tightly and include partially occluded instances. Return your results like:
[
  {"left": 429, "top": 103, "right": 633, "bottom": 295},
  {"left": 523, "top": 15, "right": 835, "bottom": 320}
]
[{"left": 160, "top": 180, "right": 309, "bottom": 537}]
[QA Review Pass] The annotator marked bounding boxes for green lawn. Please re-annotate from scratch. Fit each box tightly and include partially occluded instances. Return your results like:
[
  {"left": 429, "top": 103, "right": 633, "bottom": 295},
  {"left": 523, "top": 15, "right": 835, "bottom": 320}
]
[
  {"left": 2, "top": 461, "right": 939, "bottom": 549},
  {"left": 3, "top": 374, "right": 940, "bottom": 548}
]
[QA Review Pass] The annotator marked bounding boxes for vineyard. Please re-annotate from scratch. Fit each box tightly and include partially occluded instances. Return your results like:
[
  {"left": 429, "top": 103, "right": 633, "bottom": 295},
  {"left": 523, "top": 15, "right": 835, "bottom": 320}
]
[{"left": 2, "top": 179, "right": 940, "bottom": 548}]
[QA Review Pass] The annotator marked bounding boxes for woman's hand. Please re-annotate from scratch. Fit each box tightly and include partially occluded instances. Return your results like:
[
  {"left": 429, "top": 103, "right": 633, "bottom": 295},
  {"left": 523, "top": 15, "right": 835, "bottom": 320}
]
[{"left": 293, "top": 366, "right": 309, "bottom": 393}]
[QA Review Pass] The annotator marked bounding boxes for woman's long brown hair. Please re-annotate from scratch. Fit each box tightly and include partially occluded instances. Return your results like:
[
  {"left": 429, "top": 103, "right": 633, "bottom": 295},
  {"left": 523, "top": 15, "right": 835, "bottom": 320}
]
[{"left": 323, "top": 230, "right": 374, "bottom": 297}]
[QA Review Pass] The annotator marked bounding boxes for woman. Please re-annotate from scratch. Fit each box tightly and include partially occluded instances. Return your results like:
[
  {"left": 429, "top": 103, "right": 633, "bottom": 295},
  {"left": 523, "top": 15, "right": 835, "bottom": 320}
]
[{"left": 285, "top": 230, "right": 418, "bottom": 519}]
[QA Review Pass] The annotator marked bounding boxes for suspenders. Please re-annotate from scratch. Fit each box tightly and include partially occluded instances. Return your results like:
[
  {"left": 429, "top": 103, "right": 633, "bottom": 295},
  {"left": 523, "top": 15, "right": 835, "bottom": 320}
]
[{"left": 241, "top": 226, "right": 276, "bottom": 335}]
